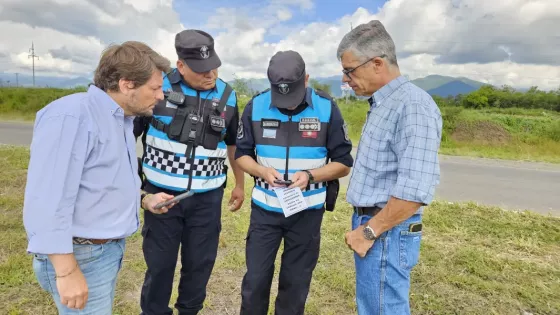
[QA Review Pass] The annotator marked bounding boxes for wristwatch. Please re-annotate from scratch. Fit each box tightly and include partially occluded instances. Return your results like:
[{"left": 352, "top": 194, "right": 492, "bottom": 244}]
[
  {"left": 140, "top": 192, "right": 150, "bottom": 208},
  {"left": 363, "top": 224, "right": 377, "bottom": 241},
  {"left": 302, "top": 170, "right": 314, "bottom": 184}
]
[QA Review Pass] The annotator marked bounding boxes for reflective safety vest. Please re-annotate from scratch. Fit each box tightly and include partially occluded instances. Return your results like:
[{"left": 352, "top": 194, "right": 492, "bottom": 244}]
[
  {"left": 250, "top": 88, "right": 332, "bottom": 213},
  {"left": 142, "top": 69, "right": 236, "bottom": 193}
]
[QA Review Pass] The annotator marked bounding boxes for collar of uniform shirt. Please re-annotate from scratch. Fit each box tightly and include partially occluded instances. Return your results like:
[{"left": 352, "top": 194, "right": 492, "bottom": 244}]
[{"left": 370, "top": 75, "right": 409, "bottom": 108}]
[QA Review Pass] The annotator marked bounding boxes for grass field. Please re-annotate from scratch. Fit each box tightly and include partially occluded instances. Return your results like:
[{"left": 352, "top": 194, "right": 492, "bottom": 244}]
[{"left": 1, "top": 145, "right": 559, "bottom": 314}]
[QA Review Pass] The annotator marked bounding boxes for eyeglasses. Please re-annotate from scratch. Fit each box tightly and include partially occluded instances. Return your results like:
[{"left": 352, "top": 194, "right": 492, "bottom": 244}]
[{"left": 342, "top": 54, "right": 386, "bottom": 80}]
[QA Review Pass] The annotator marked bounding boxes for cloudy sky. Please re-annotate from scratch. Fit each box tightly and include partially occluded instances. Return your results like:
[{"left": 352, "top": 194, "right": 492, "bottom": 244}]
[{"left": 1, "top": 0, "right": 559, "bottom": 89}]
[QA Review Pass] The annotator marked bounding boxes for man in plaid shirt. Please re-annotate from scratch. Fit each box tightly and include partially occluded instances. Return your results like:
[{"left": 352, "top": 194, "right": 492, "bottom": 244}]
[{"left": 337, "top": 20, "right": 443, "bottom": 315}]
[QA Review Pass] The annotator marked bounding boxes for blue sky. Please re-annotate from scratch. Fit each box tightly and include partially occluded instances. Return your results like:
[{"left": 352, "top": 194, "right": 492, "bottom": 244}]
[{"left": 173, "top": 0, "right": 387, "bottom": 42}]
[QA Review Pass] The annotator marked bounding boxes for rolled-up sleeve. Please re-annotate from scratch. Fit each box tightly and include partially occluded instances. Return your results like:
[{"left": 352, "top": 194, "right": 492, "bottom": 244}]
[
  {"left": 390, "top": 102, "right": 442, "bottom": 205},
  {"left": 23, "top": 114, "right": 88, "bottom": 255}
]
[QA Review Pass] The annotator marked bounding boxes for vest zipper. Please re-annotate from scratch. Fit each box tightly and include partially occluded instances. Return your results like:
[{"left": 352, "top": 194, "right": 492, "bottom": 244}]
[{"left": 285, "top": 115, "right": 292, "bottom": 181}]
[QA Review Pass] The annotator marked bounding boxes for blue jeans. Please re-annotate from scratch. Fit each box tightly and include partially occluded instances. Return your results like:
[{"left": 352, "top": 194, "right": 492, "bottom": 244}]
[
  {"left": 352, "top": 213, "right": 423, "bottom": 315},
  {"left": 32, "top": 239, "right": 126, "bottom": 314}
]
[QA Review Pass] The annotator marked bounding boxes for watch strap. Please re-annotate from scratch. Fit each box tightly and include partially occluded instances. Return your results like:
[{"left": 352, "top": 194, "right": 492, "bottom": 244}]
[{"left": 303, "top": 170, "right": 314, "bottom": 183}]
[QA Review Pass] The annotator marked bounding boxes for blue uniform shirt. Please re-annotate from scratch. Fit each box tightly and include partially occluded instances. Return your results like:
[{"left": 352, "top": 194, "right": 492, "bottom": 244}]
[
  {"left": 346, "top": 76, "right": 443, "bottom": 212},
  {"left": 23, "top": 85, "right": 141, "bottom": 255}
]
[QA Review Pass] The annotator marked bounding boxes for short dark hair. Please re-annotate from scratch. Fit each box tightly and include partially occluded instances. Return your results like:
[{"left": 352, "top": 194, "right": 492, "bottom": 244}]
[{"left": 94, "top": 41, "right": 171, "bottom": 92}]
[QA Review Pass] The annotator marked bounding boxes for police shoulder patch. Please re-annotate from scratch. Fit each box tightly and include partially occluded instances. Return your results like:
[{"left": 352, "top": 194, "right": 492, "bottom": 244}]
[
  {"left": 237, "top": 120, "right": 244, "bottom": 139},
  {"left": 342, "top": 122, "right": 350, "bottom": 141}
]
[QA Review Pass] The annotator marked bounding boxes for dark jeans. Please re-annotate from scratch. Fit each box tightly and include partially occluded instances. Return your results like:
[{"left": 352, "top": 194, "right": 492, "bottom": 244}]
[
  {"left": 240, "top": 202, "right": 325, "bottom": 315},
  {"left": 140, "top": 183, "right": 224, "bottom": 315}
]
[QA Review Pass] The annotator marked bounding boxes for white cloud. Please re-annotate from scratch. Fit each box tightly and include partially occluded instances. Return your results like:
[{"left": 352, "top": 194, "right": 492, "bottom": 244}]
[
  {"left": 277, "top": 8, "right": 293, "bottom": 21},
  {"left": 1, "top": 0, "right": 559, "bottom": 90},
  {"left": 0, "top": 0, "right": 183, "bottom": 78},
  {"left": 270, "top": 0, "right": 314, "bottom": 11},
  {"left": 208, "top": 0, "right": 560, "bottom": 90}
]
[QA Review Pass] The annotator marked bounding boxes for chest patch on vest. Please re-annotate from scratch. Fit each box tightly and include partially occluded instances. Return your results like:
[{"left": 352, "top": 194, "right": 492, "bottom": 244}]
[
  {"left": 212, "top": 97, "right": 220, "bottom": 108},
  {"left": 210, "top": 115, "right": 225, "bottom": 129},
  {"left": 298, "top": 117, "right": 321, "bottom": 132},
  {"left": 261, "top": 119, "right": 281, "bottom": 129},
  {"left": 263, "top": 128, "right": 277, "bottom": 138}
]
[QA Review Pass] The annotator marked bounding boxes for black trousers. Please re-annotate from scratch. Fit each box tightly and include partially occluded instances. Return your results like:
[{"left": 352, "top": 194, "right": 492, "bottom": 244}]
[
  {"left": 240, "top": 202, "right": 325, "bottom": 315},
  {"left": 140, "top": 182, "right": 224, "bottom": 315}
]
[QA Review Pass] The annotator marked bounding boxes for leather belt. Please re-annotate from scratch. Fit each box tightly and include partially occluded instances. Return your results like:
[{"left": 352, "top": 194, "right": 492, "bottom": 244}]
[
  {"left": 72, "top": 237, "right": 120, "bottom": 245},
  {"left": 354, "top": 206, "right": 382, "bottom": 217}
]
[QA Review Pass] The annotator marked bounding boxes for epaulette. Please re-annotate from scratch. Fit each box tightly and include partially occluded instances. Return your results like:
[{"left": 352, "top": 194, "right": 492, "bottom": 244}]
[
  {"left": 167, "top": 68, "right": 182, "bottom": 84},
  {"left": 251, "top": 88, "right": 271, "bottom": 100},
  {"left": 314, "top": 88, "right": 334, "bottom": 101}
]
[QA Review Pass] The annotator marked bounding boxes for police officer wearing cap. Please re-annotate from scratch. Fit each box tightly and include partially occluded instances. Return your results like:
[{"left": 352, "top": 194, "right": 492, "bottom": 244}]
[
  {"left": 234, "top": 50, "right": 354, "bottom": 314},
  {"left": 133, "top": 29, "right": 245, "bottom": 315}
]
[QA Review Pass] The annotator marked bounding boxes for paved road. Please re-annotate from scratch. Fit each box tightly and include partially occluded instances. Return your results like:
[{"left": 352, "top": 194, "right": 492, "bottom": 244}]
[{"left": 1, "top": 121, "right": 559, "bottom": 216}]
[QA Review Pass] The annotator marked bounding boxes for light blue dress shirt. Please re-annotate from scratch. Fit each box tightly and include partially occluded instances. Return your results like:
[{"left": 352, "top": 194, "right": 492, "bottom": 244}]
[
  {"left": 346, "top": 76, "right": 443, "bottom": 213},
  {"left": 23, "top": 85, "right": 141, "bottom": 255}
]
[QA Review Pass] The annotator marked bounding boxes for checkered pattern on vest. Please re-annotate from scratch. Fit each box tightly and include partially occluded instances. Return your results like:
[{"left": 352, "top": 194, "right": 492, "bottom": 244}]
[
  {"left": 143, "top": 145, "right": 226, "bottom": 177},
  {"left": 254, "top": 177, "right": 326, "bottom": 192}
]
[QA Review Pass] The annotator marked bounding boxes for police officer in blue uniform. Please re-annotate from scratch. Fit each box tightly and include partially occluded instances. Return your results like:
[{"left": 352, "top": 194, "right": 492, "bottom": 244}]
[
  {"left": 235, "top": 50, "right": 354, "bottom": 315},
  {"left": 133, "top": 29, "right": 245, "bottom": 315}
]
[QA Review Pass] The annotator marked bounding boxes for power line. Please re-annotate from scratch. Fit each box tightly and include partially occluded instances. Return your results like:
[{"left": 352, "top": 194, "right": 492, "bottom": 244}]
[
  {"left": 15, "top": 73, "right": 18, "bottom": 87},
  {"left": 28, "top": 42, "right": 39, "bottom": 87}
]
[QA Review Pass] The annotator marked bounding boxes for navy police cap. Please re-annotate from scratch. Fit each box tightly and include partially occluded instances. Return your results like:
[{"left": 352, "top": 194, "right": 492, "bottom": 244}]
[{"left": 175, "top": 29, "right": 221, "bottom": 73}]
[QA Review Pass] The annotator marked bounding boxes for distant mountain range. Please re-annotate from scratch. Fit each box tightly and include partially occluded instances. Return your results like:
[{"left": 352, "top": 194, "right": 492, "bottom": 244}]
[
  {"left": 228, "top": 74, "right": 489, "bottom": 98},
  {"left": 0, "top": 72, "right": 498, "bottom": 98},
  {"left": 0, "top": 72, "right": 92, "bottom": 89}
]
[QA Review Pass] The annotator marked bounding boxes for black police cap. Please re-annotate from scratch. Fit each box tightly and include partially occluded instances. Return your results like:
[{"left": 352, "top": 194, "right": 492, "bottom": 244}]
[
  {"left": 175, "top": 29, "right": 221, "bottom": 73},
  {"left": 267, "top": 50, "right": 306, "bottom": 109}
]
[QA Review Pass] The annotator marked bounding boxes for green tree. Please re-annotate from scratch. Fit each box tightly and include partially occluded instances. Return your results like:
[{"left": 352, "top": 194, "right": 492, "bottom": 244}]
[
  {"left": 462, "top": 92, "right": 489, "bottom": 109},
  {"left": 231, "top": 76, "right": 252, "bottom": 96}
]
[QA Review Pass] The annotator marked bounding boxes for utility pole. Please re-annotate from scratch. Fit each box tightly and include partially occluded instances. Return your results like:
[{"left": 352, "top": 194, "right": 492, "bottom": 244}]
[
  {"left": 28, "top": 42, "right": 39, "bottom": 87},
  {"left": 15, "top": 73, "right": 18, "bottom": 87}
]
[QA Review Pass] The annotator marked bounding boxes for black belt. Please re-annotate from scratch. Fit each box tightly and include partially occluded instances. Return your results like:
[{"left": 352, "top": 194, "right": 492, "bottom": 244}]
[{"left": 354, "top": 206, "right": 382, "bottom": 217}]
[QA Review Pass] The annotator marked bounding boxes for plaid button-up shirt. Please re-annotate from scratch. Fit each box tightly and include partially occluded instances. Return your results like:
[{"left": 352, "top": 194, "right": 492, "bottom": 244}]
[{"left": 346, "top": 76, "right": 443, "bottom": 214}]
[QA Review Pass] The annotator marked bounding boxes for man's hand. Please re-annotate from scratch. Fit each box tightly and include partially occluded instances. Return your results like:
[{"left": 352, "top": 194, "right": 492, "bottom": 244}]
[
  {"left": 288, "top": 171, "right": 310, "bottom": 191},
  {"left": 56, "top": 265, "right": 88, "bottom": 310},
  {"left": 228, "top": 186, "right": 245, "bottom": 211},
  {"left": 259, "top": 167, "right": 283, "bottom": 187},
  {"left": 142, "top": 192, "right": 177, "bottom": 214},
  {"left": 345, "top": 225, "right": 375, "bottom": 258}
]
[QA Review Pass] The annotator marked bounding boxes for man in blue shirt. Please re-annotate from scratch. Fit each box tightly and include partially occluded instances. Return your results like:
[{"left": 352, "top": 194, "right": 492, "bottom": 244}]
[
  {"left": 23, "top": 41, "right": 177, "bottom": 314},
  {"left": 235, "top": 50, "right": 353, "bottom": 315},
  {"left": 337, "top": 21, "right": 443, "bottom": 315},
  {"left": 133, "top": 30, "right": 245, "bottom": 315}
]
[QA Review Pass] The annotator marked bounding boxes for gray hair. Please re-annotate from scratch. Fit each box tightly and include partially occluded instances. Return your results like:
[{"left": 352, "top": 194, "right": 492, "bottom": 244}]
[{"left": 336, "top": 20, "right": 398, "bottom": 66}]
